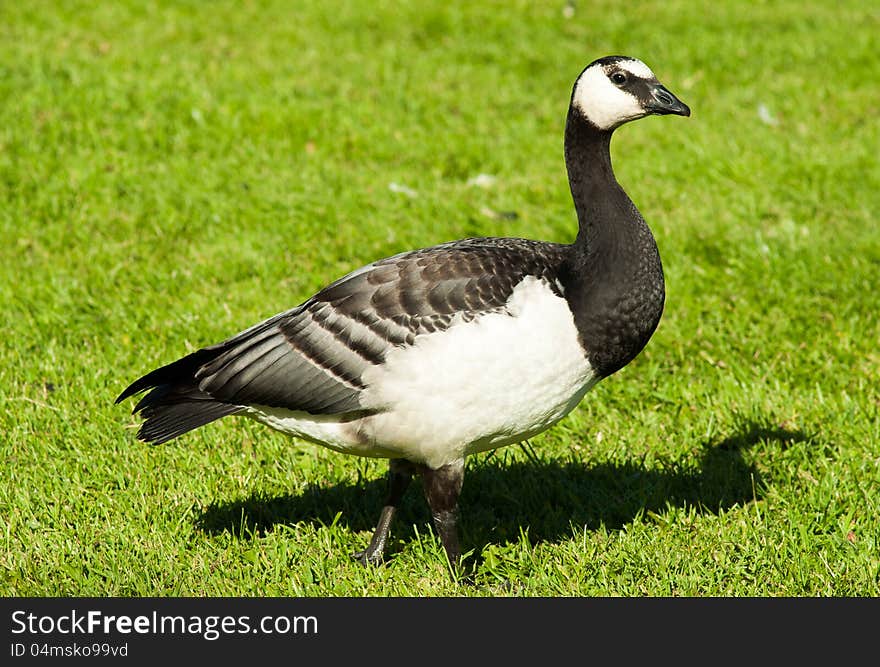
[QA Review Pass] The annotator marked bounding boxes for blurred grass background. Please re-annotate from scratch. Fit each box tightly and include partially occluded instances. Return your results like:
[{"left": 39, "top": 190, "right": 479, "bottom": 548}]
[{"left": 1, "top": 0, "right": 878, "bottom": 595}]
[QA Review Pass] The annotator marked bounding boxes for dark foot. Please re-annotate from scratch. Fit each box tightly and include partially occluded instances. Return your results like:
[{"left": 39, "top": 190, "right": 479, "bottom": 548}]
[
  {"left": 352, "top": 459, "right": 413, "bottom": 566},
  {"left": 351, "top": 547, "right": 384, "bottom": 566}
]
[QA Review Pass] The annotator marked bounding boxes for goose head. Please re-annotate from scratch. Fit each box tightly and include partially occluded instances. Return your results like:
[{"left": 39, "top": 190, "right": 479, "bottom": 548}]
[{"left": 571, "top": 56, "right": 690, "bottom": 131}]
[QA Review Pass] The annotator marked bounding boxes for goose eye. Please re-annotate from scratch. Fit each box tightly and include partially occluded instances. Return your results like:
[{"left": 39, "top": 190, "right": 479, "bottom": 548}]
[{"left": 611, "top": 72, "right": 627, "bottom": 85}]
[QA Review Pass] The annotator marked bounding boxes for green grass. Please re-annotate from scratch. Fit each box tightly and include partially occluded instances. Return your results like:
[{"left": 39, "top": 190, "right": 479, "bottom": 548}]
[{"left": 2, "top": 0, "right": 878, "bottom": 596}]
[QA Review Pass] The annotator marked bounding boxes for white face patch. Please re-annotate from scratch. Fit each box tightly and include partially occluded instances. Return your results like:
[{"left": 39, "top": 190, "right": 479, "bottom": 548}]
[
  {"left": 572, "top": 58, "right": 656, "bottom": 131},
  {"left": 618, "top": 58, "right": 655, "bottom": 80}
]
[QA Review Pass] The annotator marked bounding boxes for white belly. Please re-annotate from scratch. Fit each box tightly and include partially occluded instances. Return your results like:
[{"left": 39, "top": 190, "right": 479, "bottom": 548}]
[{"left": 247, "top": 277, "right": 598, "bottom": 469}]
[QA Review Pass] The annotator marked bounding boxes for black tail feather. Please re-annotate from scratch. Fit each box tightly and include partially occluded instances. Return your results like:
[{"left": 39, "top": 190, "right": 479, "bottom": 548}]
[
  {"left": 115, "top": 348, "right": 220, "bottom": 405},
  {"left": 117, "top": 347, "right": 243, "bottom": 444},
  {"left": 137, "top": 397, "right": 242, "bottom": 445}
]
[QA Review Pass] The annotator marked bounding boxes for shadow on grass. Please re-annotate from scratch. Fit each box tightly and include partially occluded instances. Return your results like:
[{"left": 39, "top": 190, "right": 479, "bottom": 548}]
[{"left": 195, "top": 420, "right": 810, "bottom": 559}]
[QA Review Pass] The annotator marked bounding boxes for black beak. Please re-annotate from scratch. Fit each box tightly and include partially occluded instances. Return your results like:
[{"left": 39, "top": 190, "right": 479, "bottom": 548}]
[{"left": 647, "top": 84, "right": 691, "bottom": 117}]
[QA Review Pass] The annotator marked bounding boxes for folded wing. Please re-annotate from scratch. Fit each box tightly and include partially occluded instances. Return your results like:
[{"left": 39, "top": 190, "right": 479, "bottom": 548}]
[{"left": 117, "top": 237, "right": 567, "bottom": 443}]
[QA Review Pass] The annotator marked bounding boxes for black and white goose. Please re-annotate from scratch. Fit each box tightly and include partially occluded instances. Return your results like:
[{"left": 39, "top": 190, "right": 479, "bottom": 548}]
[{"left": 117, "top": 56, "right": 690, "bottom": 568}]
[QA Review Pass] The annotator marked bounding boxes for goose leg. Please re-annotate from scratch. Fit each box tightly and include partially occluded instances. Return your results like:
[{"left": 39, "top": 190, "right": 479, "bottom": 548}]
[
  {"left": 353, "top": 459, "right": 414, "bottom": 565},
  {"left": 420, "top": 459, "right": 465, "bottom": 568}
]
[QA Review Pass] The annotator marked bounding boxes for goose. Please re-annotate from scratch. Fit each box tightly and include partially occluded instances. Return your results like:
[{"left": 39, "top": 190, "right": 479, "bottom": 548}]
[{"left": 116, "top": 55, "right": 690, "bottom": 569}]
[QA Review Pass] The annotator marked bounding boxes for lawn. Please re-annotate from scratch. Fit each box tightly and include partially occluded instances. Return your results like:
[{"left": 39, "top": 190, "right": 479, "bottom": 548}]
[{"left": 1, "top": 0, "right": 878, "bottom": 596}]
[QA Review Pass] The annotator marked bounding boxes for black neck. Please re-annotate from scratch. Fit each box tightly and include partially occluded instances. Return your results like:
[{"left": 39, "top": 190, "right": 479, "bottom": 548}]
[
  {"left": 560, "top": 109, "right": 665, "bottom": 377},
  {"left": 565, "top": 110, "right": 629, "bottom": 251}
]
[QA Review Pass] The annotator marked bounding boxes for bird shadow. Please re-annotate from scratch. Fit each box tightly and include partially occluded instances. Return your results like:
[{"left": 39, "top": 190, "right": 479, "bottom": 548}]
[{"left": 194, "top": 419, "right": 810, "bottom": 562}]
